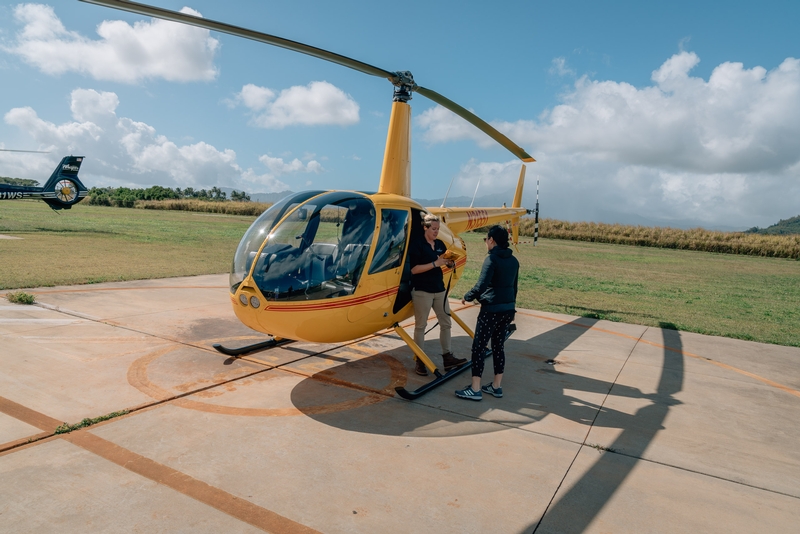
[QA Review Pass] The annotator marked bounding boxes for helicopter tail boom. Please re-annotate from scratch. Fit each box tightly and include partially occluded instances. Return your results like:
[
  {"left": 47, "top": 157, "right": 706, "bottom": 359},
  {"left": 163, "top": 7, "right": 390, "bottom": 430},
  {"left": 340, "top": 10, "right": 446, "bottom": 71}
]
[
  {"left": 427, "top": 206, "right": 528, "bottom": 236},
  {"left": 428, "top": 165, "right": 529, "bottom": 244}
]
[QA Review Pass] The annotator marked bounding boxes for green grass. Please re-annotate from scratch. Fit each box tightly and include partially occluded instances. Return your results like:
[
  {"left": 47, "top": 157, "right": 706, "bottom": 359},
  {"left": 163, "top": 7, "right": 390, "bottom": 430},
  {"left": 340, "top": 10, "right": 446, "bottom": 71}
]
[
  {"left": 2, "top": 201, "right": 799, "bottom": 347},
  {"left": 0, "top": 201, "right": 252, "bottom": 288},
  {"left": 451, "top": 233, "right": 800, "bottom": 348}
]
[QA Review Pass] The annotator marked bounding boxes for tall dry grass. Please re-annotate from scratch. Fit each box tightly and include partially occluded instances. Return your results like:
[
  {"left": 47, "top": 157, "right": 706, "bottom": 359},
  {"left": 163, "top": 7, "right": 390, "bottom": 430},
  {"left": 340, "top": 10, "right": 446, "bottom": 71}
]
[
  {"left": 135, "top": 198, "right": 271, "bottom": 216},
  {"left": 518, "top": 218, "right": 800, "bottom": 259}
]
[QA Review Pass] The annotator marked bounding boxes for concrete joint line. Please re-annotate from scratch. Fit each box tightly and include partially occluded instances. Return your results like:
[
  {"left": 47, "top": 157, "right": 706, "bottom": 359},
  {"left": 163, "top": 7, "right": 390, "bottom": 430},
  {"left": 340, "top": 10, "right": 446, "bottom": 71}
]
[
  {"left": 606, "top": 448, "right": 800, "bottom": 500},
  {"left": 531, "top": 327, "right": 645, "bottom": 533}
]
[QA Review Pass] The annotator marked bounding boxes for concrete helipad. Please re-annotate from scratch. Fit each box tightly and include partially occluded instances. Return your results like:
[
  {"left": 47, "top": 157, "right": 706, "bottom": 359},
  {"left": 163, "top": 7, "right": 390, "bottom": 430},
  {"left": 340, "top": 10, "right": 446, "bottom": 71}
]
[{"left": 1, "top": 274, "right": 798, "bottom": 533}]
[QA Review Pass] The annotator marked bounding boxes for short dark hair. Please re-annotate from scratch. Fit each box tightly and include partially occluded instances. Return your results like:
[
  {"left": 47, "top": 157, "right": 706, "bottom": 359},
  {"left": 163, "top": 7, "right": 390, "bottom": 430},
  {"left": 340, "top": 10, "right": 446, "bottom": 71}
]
[{"left": 487, "top": 225, "right": 509, "bottom": 248}]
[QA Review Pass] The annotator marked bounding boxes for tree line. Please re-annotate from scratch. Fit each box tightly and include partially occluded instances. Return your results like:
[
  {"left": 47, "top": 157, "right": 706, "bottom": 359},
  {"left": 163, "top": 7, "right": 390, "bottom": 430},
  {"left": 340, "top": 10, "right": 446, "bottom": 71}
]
[
  {"left": 0, "top": 177, "right": 39, "bottom": 186},
  {"left": 87, "top": 185, "right": 250, "bottom": 207}
]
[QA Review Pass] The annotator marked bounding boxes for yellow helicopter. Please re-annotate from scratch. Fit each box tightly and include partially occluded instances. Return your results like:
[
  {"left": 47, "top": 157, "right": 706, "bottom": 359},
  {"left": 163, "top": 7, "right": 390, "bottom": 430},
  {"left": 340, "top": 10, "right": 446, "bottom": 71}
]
[{"left": 81, "top": 0, "right": 537, "bottom": 399}]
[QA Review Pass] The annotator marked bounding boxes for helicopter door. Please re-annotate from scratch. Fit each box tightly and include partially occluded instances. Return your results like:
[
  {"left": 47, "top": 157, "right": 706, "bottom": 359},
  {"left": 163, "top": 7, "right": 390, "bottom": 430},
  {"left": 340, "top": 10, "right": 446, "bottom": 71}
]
[{"left": 347, "top": 208, "right": 409, "bottom": 323}]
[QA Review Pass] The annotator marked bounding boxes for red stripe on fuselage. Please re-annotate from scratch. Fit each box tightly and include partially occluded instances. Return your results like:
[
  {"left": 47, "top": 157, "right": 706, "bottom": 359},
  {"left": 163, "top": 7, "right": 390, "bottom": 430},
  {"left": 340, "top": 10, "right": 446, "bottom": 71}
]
[{"left": 266, "top": 287, "right": 399, "bottom": 312}]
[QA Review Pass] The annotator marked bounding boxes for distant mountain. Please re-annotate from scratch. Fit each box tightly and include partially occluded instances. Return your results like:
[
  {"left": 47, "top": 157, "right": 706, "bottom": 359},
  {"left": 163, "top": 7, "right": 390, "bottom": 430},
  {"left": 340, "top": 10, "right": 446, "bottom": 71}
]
[{"left": 746, "top": 215, "right": 800, "bottom": 235}]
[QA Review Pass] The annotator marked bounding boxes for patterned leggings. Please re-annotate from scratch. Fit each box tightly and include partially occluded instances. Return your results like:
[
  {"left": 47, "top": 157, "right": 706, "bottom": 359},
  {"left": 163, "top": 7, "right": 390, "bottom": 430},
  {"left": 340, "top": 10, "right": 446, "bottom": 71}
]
[{"left": 471, "top": 309, "right": 515, "bottom": 378}]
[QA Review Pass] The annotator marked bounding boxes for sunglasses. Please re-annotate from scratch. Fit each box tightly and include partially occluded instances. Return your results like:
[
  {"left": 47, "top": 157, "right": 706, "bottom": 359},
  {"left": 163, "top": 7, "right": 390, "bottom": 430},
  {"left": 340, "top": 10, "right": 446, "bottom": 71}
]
[{"left": 483, "top": 236, "right": 493, "bottom": 242}]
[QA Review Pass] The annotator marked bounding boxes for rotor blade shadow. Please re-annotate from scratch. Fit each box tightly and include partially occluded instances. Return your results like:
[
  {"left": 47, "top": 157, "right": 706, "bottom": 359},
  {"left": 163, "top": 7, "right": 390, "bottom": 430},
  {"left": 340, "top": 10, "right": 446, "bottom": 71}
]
[{"left": 529, "top": 323, "right": 684, "bottom": 533}]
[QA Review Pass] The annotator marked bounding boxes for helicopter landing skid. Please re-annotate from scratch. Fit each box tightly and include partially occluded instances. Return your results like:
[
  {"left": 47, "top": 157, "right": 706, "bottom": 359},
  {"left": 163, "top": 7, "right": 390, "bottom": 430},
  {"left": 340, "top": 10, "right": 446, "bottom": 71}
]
[
  {"left": 395, "top": 323, "right": 516, "bottom": 400},
  {"left": 213, "top": 337, "right": 294, "bottom": 357}
]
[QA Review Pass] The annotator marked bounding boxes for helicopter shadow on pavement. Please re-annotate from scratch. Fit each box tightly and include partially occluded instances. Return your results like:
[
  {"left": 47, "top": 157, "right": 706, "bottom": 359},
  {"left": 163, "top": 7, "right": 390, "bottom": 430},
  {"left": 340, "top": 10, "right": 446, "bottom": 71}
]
[
  {"left": 526, "top": 324, "right": 684, "bottom": 533},
  {"left": 290, "top": 318, "right": 685, "bottom": 532},
  {"left": 290, "top": 318, "right": 669, "bottom": 441}
]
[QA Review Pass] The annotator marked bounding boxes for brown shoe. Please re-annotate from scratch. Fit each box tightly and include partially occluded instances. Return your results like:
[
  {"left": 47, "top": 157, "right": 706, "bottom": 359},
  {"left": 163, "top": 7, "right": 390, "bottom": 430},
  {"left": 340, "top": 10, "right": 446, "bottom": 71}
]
[
  {"left": 414, "top": 357, "right": 429, "bottom": 376},
  {"left": 442, "top": 352, "right": 467, "bottom": 372}
]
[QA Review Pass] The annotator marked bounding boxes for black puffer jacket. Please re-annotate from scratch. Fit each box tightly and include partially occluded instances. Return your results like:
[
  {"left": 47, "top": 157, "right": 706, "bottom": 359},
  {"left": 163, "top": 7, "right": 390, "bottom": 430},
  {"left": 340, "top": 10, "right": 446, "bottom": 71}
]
[{"left": 463, "top": 247, "right": 519, "bottom": 312}]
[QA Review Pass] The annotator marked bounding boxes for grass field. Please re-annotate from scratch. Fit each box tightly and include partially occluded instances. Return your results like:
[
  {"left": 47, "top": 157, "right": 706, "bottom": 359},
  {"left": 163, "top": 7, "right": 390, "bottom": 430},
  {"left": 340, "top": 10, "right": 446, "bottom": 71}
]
[
  {"left": 451, "top": 233, "right": 799, "bottom": 347},
  {"left": 0, "top": 201, "right": 251, "bottom": 288},
  {"left": 2, "top": 201, "right": 799, "bottom": 347}
]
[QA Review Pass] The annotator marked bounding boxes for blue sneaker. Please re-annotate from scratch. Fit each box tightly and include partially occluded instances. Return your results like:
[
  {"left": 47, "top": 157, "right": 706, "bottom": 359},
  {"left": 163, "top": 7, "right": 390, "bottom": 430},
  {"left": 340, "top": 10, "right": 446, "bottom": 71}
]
[
  {"left": 455, "top": 385, "right": 482, "bottom": 401},
  {"left": 481, "top": 383, "right": 503, "bottom": 398}
]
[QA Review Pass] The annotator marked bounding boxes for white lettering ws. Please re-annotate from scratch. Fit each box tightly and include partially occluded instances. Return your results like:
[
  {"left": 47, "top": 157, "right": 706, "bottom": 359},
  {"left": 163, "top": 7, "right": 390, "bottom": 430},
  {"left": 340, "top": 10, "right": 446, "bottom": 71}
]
[{"left": 0, "top": 192, "right": 24, "bottom": 199}]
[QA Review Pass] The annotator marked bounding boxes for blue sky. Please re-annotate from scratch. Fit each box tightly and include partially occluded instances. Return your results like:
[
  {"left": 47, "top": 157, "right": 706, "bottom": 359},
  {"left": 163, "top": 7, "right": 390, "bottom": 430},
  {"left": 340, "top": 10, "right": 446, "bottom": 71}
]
[{"left": 1, "top": 0, "right": 798, "bottom": 229}]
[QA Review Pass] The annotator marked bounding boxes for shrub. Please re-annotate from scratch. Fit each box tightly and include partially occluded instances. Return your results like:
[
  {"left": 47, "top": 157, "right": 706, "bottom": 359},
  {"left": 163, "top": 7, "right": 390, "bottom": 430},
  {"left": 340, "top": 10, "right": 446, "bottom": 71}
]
[{"left": 6, "top": 291, "right": 36, "bottom": 304}]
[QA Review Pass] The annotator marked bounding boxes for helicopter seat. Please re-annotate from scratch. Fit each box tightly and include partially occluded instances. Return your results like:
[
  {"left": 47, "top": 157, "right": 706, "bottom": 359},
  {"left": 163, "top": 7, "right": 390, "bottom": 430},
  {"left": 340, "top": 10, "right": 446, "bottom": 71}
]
[
  {"left": 334, "top": 243, "right": 369, "bottom": 281},
  {"left": 308, "top": 243, "right": 337, "bottom": 284},
  {"left": 252, "top": 251, "right": 279, "bottom": 274}
]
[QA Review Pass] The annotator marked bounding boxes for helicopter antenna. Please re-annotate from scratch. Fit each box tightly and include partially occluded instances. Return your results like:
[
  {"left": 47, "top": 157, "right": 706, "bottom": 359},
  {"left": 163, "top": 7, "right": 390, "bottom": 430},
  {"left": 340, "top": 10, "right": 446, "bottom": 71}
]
[
  {"left": 469, "top": 176, "right": 482, "bottom": 208},
  {"left": 440, "top": 174, "right": 457, "bottom": 208}
]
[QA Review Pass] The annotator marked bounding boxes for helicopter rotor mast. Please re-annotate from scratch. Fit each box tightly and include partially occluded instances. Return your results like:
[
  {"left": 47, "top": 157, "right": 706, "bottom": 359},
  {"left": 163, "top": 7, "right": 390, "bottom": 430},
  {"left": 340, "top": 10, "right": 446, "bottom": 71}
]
[{"left": 78, "top": 0, "right": 536, "bottom": 168}]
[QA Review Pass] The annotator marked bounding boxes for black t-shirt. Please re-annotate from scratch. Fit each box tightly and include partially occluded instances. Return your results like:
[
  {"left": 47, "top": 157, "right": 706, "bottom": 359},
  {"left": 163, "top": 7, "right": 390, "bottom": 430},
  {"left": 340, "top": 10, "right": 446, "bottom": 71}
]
[{"left": 409, "top": 237, "right": 447, "bottom": 293}]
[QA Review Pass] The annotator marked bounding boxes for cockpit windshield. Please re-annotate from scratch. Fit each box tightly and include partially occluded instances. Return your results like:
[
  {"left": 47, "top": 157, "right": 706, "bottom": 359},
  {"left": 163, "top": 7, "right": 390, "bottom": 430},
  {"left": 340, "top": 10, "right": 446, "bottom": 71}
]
[
  {"left": 230, "top": 190, "right": 325, "bottom": 293},
  {"left": 249, "top": 192, "right": 376, "bottom": 301}
]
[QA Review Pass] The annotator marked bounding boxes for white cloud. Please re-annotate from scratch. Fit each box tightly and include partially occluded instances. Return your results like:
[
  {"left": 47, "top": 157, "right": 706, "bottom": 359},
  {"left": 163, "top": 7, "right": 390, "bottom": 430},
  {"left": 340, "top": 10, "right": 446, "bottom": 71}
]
[
  {"left": 236, "top": 84, "right": 275, "bottom": 111},
  {"left": 550, "top": 57, "right": 576, "bottom": 77},
  {"left": 417, "top": 105, "right": 488, "bottom": 146},
  {"left": 259, "top": 155, "right": 323, "bottom": 176},
  {"left": 450, "top": 159, "right": 522, "bottom": 197},
  {"left": 419, "top": 52, "right": 800, "bottom": 228},
  {"left": 2, "top": 88, "right": 314, "bottom": 193},
  {"left": 232, "top": 81, "right": 359, "bottom": 128},
  {"left": 6, "top": 3, "right": 219, "bottom": 83}
]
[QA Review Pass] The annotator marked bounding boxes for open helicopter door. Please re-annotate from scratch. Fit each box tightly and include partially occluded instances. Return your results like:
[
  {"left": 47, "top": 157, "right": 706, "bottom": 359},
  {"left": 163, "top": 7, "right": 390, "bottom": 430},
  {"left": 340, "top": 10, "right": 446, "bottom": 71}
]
[{"left": 347, "top": 206, "right": 411, "bottom": 323}]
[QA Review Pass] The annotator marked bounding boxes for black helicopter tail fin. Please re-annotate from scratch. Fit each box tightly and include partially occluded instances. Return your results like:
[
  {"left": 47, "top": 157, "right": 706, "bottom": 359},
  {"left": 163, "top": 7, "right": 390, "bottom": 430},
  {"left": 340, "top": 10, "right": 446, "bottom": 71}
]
[
  {"left": 42, "top": 156, "right": 88, "bottom": 210},
  {"left": 43, "top": 156, "right": 84, "bottom": 191}
]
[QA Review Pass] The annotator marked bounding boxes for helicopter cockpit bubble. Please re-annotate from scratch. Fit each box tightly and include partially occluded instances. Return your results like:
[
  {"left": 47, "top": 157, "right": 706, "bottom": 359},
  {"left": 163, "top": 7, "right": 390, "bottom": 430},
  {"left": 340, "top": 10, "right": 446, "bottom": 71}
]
[
  {"left": 251, "top": 192, "right": 376, "bottom": 302},
  {"left": 230, "top": 190, "right": 326, "bottom": 293}
]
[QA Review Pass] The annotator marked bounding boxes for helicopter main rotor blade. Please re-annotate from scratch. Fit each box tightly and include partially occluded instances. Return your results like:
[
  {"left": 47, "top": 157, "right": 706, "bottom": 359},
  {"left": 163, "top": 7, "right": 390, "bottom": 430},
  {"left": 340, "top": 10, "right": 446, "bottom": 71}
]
[
  {"left": 79, "top": 0, "right": 396, "bottom": 81},
  {"left": 415, "top": 86, "right": 535, "bottom": 163},
  {"left": 0, "top": 149, "right": 50, "bottom": 153},
  {"left": 80, "top": 0, "right": 536, "bottom": 163}
]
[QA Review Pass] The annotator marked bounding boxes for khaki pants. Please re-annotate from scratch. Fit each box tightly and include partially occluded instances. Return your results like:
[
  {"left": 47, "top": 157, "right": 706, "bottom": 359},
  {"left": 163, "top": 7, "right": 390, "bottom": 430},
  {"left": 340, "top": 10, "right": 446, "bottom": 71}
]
[{"left": 411, "top": 289, "right": 452, "bottom": 356}]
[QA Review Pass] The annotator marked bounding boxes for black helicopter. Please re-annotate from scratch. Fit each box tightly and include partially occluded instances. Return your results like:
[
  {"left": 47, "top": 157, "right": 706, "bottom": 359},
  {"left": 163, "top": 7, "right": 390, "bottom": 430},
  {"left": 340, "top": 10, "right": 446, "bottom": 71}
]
[{"left": 0, "top": 154, "right": 88, "bottom": 210}]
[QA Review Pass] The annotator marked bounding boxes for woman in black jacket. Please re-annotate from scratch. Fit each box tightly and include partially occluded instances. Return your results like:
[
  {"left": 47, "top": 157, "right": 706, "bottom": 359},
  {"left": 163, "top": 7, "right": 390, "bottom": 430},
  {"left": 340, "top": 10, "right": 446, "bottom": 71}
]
[{"left": 456, "top": 225, "right": 519, "bottom": 401}]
